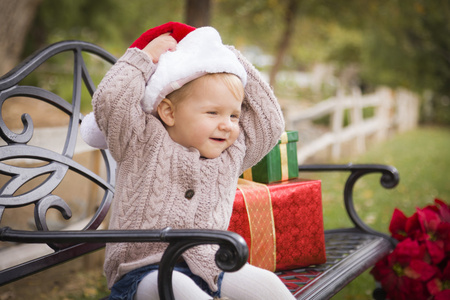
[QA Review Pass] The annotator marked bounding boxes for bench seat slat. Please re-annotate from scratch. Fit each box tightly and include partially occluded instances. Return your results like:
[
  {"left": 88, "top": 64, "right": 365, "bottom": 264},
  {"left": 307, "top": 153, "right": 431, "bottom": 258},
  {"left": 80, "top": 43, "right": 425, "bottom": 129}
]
[{"left": 277, "top": 230, "right": 392, "bottom": 299}]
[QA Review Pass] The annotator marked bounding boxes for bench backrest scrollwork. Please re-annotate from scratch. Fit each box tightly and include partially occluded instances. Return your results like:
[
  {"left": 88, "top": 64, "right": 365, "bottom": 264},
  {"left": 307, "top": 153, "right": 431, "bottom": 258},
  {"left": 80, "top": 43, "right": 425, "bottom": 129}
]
[{"left": 0, "top": 41, "right": 117, "bottom": 284}]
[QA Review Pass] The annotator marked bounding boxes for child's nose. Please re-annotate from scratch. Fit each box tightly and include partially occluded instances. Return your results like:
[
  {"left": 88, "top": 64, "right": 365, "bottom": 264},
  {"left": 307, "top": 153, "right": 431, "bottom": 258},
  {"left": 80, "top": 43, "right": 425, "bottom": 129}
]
[{"left": 219, "top": 117, "right": 232, "bottom": 131}]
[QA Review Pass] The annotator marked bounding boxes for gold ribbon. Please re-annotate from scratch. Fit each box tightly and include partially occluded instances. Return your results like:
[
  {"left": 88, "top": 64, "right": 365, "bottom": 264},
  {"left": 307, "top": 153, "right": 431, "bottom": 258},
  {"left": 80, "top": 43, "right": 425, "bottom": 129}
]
[
  {"left": 237, "top": 179, "right": 276, "bottom": 271},
  {"left": 279, "top": 132, "right": 289, "bottom": 181},
  {"left": 242, "top": 168, "right": 253, "bottom": 181}
]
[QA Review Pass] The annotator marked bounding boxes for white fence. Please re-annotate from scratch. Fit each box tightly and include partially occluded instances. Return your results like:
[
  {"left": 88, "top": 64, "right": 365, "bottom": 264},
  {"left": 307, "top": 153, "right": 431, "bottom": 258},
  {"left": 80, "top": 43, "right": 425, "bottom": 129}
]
[{"left": 285, "top": 87, "right": 420, "bottom": 163}]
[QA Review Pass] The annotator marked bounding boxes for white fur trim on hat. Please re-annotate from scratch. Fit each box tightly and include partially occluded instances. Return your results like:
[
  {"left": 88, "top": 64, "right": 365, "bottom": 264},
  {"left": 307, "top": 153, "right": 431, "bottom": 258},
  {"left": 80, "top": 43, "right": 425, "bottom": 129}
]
[
  {"left": 80, "top": 112, "right": 108, "bottom": 149},
  {"left": 141, "top": 27, "right": 247, "bottom": 114}
]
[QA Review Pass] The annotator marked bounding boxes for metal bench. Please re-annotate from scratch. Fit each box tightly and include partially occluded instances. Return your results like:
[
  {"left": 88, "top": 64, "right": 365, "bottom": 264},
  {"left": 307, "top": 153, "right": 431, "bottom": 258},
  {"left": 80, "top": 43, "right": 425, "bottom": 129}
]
[{"left": 0, "top": 41, "right": 398, "bottom": 299}]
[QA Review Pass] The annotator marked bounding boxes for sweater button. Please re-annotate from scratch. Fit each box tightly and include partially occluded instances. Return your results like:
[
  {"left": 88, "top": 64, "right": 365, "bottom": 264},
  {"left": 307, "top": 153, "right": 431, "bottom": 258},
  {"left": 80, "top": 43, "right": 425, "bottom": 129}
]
[{"left": 185, "top": 189, "right": 195, "bottom": 199}]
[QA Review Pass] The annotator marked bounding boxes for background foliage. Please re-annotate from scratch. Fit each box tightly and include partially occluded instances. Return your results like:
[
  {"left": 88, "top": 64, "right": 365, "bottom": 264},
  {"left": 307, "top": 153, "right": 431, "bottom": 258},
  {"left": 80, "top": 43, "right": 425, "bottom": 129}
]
[{"left": 19, "top": 0, "right": 450, "bottom": 124}]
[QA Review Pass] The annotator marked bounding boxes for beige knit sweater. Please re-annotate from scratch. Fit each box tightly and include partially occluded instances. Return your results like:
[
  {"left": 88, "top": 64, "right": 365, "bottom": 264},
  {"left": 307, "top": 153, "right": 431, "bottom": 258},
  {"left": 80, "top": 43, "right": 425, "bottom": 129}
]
[{"left": 93, "top": 46, "right": 285, "bottom": 291}]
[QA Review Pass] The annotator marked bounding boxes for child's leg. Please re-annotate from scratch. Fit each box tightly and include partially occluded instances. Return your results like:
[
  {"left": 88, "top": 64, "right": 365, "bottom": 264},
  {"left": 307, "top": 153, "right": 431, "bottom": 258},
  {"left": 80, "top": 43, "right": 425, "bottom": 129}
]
[
  {"left": 221, "top": 263, "right": 295, "bottom": 300},
  {"left": 135, "top": 270, "right": 213, "bottom": 300}
]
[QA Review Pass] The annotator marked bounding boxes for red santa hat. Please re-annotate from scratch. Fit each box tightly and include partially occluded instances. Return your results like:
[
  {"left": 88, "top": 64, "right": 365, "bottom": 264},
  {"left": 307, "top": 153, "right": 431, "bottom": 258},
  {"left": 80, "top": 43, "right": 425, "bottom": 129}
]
[
  {"left": 129, "top": 21, "right": 196, "bottom": 49},
  {"left": 141, "top": 25, "right": 247, "bottom": 113},
  {"left": 81, "top": 22, "right": 247, "bottom": 149}
]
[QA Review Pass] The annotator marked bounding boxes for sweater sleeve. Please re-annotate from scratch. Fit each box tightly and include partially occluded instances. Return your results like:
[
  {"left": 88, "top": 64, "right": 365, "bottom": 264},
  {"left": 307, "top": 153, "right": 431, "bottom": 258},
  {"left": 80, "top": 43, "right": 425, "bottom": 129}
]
[
  {"left": 92, "top": 48, "right": 156, "bottom": 162},
  {"left": 228, "top": 46, "right": 285, "bottom": 172}
]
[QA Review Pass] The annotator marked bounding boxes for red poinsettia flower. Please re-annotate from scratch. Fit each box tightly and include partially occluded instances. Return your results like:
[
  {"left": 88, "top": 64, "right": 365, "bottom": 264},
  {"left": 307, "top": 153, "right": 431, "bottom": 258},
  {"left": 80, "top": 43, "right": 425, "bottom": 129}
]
[
  {"left": 371, "top": 238, "right": 437, "bottom": 299},
  {"left": 405, "top": 212, "right": 425, "bottom": 240},
  {"left": 437, "top": 222, "right": 450, "bottom": 254},
  {"left": 435, "top": 290, "right": 450, "bottom": 300},
  {"left": 434, "top": 199, "right": 450, "bottom": 254},
  {"left": 372, "top": 199, "right": 450, "bottom": 300},
  {"left": 388, "top": 209, "right": 424, "bottom": 241},
  {"left": 417, "top": 206, "right": 446, "bottom": 265},
  {"left": 435, "top": 199, "right": 450, "bottom": 223},
  {"left": 427, "top": 260, "right": 450, "bottom": 299},
  {"left": 418, "top": 205, "right": 441, "bottom": 235},
  {"left": 389, "top": 208, "right": 409, "bottom": 241}
]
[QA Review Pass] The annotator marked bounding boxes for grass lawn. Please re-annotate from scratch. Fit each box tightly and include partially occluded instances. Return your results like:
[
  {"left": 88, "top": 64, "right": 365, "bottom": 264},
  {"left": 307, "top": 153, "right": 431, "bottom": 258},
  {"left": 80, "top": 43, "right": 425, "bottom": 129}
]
[
  {"left": 16, "top": 126, "right": 449, "bottom": 299},
  {"left": 310, "top": 126, "right": 450, "bottom": 299}
]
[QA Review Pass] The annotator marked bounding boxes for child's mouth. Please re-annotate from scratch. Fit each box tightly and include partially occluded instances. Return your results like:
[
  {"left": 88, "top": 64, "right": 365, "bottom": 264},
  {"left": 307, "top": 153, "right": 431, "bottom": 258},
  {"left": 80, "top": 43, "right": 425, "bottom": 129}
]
[{"left": 211, "top": 138, "right": 226, "bottom": 142}]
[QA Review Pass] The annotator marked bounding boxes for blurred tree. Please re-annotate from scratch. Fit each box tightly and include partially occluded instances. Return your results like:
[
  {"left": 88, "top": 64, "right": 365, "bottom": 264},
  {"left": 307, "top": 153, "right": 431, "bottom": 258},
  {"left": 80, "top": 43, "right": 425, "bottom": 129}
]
[
  {"left": 214, "top": 0, "right": 287, "bottom": 55},
  {"left": 317, "top": 0, "right": 450, "bottom": 122},
  {"left": 3, "top": 0, "right": 448, "bottom": 122},
  {"left": 216, "top": 0, "right": 449, "bottom": 122},
  {"left": 0, "top": 0, "right": 43, "bottom": 76},
  {"left": 185, "top": 0, "right": 210, "bottom": 27},
  {"left": 269, "top": 0, "right": 299, "bottom": 86},
  {"left": 214, "top": 0, "right": 330, "bottom": 84},
  {"left": 360, "top": 1, "right": 450, "bottom": 97},
  {"left": 23, "top": 0, "right": 185, "bottom": 57}
]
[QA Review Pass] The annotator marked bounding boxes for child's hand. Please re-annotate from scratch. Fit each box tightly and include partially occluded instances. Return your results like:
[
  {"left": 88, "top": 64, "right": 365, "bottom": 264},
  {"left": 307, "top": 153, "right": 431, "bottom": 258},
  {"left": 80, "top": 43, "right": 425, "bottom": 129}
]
[{"left": 143, "top": 33, "right": 177, "bottom": 63}]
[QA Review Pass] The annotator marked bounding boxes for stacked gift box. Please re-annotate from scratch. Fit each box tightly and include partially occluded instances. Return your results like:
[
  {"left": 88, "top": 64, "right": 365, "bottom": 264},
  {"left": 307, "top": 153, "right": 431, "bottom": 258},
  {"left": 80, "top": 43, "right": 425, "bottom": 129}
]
[
  {"left": 229, "top": 131, "right": 326, "bottom": 271},
  {"left": 241, "top": 131, "right": 299, "bottom": 183}
]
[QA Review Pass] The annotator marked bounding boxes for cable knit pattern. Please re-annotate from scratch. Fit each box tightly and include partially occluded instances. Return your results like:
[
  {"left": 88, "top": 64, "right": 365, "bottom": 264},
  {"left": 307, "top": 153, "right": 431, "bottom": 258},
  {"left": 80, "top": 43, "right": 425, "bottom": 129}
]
[{"left": 93, "top": 47, "right": 284, "bottom": 291}]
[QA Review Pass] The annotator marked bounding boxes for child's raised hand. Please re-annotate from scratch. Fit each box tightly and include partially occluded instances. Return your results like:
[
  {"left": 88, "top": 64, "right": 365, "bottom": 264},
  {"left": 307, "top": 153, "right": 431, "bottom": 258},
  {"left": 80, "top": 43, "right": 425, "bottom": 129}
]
[{"left": 143, "top": 33, "right": 177, "bottom": 63}]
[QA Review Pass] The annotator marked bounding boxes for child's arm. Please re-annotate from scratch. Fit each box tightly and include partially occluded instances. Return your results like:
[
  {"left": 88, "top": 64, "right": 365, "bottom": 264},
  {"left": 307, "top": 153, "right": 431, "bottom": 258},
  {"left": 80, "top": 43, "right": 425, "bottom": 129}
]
[
  {"left": 228, "top": 46, "right": 285, "bottom": 172},
  {"left": 92, "top": 35, "right": 176, "bottom": 161}
]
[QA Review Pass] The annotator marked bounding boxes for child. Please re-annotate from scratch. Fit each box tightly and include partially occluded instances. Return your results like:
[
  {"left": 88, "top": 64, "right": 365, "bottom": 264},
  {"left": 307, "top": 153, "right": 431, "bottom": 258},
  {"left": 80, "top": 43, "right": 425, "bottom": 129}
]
[{"left": 81, "top": 22, "right": 294, "bottom": 300}]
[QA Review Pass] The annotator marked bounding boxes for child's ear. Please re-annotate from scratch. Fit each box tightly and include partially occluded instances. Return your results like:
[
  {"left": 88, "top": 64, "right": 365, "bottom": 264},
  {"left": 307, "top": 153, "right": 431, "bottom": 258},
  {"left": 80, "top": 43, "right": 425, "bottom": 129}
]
[{"left": 157, "top": 98, "right": 175, "bottom": 126}]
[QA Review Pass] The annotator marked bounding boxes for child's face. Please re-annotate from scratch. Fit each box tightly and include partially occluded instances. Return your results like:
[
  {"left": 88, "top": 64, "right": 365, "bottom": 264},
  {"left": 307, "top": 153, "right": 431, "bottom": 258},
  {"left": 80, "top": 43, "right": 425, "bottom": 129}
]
[{"left": 166, "top": 76, "right": 243, "bottom": 159}]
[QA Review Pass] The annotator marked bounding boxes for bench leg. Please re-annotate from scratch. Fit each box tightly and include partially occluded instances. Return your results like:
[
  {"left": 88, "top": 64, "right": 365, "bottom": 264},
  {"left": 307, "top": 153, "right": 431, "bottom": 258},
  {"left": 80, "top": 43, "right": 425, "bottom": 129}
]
[{"left": 372, "top": 282, "right": 387, "bottom": 300}]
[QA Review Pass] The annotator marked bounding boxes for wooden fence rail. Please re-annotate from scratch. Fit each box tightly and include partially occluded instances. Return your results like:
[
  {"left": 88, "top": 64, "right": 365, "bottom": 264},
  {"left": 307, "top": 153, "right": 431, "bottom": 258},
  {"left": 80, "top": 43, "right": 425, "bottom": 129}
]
[{"left": 285, "top": 87, "right": 420, "bottom": 163}]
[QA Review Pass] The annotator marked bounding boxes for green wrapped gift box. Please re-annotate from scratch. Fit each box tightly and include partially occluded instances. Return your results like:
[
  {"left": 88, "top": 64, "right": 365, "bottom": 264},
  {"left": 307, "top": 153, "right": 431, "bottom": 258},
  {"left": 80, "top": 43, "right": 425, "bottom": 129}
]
[{"left": 241, "top": 131, "right": 299, "bottom": 183}]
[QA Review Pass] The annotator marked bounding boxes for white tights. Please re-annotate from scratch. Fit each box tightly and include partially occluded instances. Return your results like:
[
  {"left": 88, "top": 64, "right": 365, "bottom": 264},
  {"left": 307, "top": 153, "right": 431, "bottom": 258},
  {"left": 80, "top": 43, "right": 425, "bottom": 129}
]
[{"left": 135, "top": 263, "right": 295, "bottom": 300}]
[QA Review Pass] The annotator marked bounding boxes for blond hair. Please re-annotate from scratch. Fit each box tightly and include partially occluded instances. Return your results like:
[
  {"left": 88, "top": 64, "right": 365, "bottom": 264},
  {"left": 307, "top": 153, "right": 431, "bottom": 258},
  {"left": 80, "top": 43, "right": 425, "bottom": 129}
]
[{"left": 166, "top": 73, "right": 244, "bottom": 105}]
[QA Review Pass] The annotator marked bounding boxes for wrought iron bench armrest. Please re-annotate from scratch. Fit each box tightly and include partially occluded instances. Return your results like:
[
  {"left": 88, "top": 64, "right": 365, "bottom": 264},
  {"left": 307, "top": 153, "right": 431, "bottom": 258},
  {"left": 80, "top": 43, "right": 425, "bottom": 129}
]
[
  {"left": 0, "top": 227, "right": 248, "bottom": 300},
  {"left": 298, "top": 163, "right": 399, "bottom": 245}
]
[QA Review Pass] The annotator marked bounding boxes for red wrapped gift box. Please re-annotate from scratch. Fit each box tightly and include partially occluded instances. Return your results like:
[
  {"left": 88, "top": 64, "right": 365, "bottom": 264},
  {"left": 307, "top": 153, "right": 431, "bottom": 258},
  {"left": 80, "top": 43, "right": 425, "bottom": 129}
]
[{"left": 228, "top": 178, "right": 326, "bottom": 271}]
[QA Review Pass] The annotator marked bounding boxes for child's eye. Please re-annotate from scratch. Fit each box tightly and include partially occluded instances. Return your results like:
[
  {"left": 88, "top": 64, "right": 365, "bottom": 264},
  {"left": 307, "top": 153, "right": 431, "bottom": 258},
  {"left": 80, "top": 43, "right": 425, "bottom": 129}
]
[
  {"left": 207, "top": 111, "right": 217, "bottom": 115},
  {"left": 231, "top": 114, "right": 240, "bottom": 120}
]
